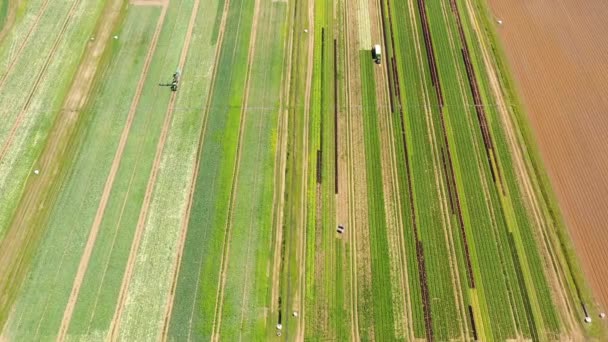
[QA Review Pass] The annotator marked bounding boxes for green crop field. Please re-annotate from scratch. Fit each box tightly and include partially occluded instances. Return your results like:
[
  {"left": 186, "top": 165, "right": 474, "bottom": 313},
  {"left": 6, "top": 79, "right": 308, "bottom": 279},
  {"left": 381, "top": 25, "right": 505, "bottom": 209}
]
[{"left": 0, "top": 0, "right": 604, "bottom": 340}]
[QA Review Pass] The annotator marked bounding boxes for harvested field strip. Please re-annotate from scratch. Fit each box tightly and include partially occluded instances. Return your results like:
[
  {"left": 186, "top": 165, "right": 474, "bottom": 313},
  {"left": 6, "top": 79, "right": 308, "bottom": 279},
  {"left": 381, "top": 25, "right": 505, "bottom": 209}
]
[
  {"left": 165, "top": 0, "right": 256, "bottom": 339},
  {"left": 214, "top": 1, "right": 288, "bottom": 340},
  {"left": 0, "top": 7, "right": 158, "bottom": 339},
  {"left": 359, "top": 51, "right": 395, "bottom": 340},
  {"left": 0, "top": 0, "right": 106, "bottom": 240}
]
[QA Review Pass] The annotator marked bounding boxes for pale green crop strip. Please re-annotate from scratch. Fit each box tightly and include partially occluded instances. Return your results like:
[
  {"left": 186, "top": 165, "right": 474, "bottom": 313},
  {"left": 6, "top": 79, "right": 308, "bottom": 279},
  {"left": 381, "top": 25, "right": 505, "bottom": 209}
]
[{"left": 0, "top": 0, "right": 104, "bottom": 240}]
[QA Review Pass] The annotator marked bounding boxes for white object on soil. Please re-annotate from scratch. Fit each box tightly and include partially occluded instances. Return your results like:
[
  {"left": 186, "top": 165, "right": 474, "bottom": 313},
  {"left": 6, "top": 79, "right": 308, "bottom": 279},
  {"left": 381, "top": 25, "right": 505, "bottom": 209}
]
[{"left": 34, "top": 169, "right": 39, "bottom": 175}]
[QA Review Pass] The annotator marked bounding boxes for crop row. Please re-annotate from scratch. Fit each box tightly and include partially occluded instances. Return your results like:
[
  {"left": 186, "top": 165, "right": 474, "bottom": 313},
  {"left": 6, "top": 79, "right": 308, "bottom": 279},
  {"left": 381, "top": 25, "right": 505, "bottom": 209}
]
[{"left": 167, "top": 0, "right": 257, "bottom": 339}]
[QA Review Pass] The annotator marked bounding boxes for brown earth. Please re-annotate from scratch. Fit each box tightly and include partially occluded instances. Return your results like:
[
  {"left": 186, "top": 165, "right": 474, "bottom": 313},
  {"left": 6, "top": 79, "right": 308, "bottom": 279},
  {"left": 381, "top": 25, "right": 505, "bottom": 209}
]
[{"left": 487, "top": 0, "right": 608, "bottom": 310}]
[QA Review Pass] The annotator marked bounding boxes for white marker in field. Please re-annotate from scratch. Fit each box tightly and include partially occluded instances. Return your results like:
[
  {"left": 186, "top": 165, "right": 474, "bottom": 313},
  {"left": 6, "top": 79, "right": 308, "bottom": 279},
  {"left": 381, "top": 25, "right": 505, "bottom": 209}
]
[{"left": 34, "top": 169, "right": 39, "bottom": 175}]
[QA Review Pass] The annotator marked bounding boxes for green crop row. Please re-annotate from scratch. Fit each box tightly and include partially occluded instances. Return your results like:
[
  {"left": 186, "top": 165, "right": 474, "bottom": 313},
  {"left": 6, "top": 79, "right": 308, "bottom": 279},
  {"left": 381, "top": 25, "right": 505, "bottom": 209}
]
[
  {"left": 214, "top": 1, "right": 289, "bottom": 340},
  {"left": 167, "top": 0, "right": 256, "bottom": 339},
  {"left": 358, "top": 51, "right": 397, "bottom": 340}
]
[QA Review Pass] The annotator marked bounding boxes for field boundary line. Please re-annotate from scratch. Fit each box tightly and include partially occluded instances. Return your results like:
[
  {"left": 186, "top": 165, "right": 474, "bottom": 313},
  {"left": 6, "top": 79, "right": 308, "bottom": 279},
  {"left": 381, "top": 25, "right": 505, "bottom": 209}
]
[
  {"left": 0, "top": 0, "right": 82, "bottom": 165},
  {"left": 55, "top": 4, "right": 169, "bottom": 341},
  {"left": 209, "top": 0, "right": 262, "bottom": 338},
  {"left": 159, "top": 0, "right": 232, "bottom": 338},
  {"left": 107, "top": 0, "right": 203, "bottom": 337},
  {"left": 0, "top": 0, "right": 51, "bottom": 90}
]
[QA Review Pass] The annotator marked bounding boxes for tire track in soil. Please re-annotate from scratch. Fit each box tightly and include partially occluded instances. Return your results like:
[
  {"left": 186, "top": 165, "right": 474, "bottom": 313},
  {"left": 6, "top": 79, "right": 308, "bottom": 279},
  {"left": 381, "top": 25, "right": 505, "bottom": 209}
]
[
  {"left": 0, "top": 0, "right": 82, "bottom": 165},
  {"left": 107, "top": 0, "right": 202, "bottom": 337},
  {"left": 55, "top": 5, "right": 169, "bottom": 340},
  {"left": 0, "top": 0, "right": 122, "bottom": 335},
  {"left": 209, "top": 0, "right": 262, "bottom": 339},
  {"left": 159, "top": 0, "right": 231, "bottom": 338},
  {"left": 0, "top": 0, "right": 51, "bottom": 89}
]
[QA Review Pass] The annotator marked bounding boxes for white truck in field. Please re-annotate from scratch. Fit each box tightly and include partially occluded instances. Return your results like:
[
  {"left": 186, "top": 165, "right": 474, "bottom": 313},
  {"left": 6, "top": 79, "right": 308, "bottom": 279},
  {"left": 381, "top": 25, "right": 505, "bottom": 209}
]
[{"left": 372, "top": 44, "right": 381, "bottom": 64}]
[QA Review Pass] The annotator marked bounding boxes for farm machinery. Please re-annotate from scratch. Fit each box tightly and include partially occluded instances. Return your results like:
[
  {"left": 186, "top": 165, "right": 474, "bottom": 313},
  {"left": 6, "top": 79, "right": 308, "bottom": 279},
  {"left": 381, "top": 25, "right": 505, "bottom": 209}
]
[{"left": 159, "top": 69, "right": 180, "bottom": 91}]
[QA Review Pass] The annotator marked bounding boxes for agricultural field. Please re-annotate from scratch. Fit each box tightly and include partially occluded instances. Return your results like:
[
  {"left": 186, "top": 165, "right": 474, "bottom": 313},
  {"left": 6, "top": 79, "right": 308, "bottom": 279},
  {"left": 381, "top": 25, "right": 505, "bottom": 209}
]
[{"left": 0, "top": 0, "right": 605, "bottom": 340}]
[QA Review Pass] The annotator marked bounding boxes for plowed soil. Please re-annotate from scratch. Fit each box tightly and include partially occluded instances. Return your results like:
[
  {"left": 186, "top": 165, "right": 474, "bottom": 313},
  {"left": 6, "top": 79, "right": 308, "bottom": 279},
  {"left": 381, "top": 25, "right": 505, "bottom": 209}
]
[{"left": 488, "top": 0, "right": 608, "bottom": 309}]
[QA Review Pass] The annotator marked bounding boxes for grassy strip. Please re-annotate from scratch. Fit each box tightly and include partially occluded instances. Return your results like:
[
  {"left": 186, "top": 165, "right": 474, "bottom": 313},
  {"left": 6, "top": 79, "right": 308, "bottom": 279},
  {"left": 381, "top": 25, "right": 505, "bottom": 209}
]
[{"left": 166, "top": 0, "right": 256, "bottom": 339}]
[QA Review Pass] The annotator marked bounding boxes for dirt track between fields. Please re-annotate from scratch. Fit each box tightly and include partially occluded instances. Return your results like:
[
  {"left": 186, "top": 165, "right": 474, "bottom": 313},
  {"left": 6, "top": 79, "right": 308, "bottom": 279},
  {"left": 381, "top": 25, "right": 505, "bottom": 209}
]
[
  {"left": 55, "top": 3, "right": 168, "bottom": 340},
  {"left": 487, "top": 0, "right": 608, "bottom": 311}
]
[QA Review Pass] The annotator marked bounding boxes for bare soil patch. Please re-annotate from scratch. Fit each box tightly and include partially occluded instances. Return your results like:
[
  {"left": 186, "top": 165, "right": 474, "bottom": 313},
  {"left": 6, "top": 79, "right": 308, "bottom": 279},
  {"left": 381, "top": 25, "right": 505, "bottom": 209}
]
[{"left": 487, "top": 0, "right": 608, "bottom": 309}]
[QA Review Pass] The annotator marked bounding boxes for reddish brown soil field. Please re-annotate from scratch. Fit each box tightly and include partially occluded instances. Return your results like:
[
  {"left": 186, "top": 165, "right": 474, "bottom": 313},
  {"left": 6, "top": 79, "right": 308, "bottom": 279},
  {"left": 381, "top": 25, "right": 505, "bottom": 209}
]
[{"left": 487, "top": 0, "right": 608, "bottom": 309}]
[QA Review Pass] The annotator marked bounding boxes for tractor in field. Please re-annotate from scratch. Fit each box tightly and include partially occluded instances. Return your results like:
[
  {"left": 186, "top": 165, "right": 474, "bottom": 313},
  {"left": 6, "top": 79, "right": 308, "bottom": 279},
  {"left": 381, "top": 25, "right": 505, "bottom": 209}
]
[
  {"left": 159, "top": 69, "right": 180, "bottom": 91},
  {"left": 372, "top": 44, "right": 381, "bottom": 64}
]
